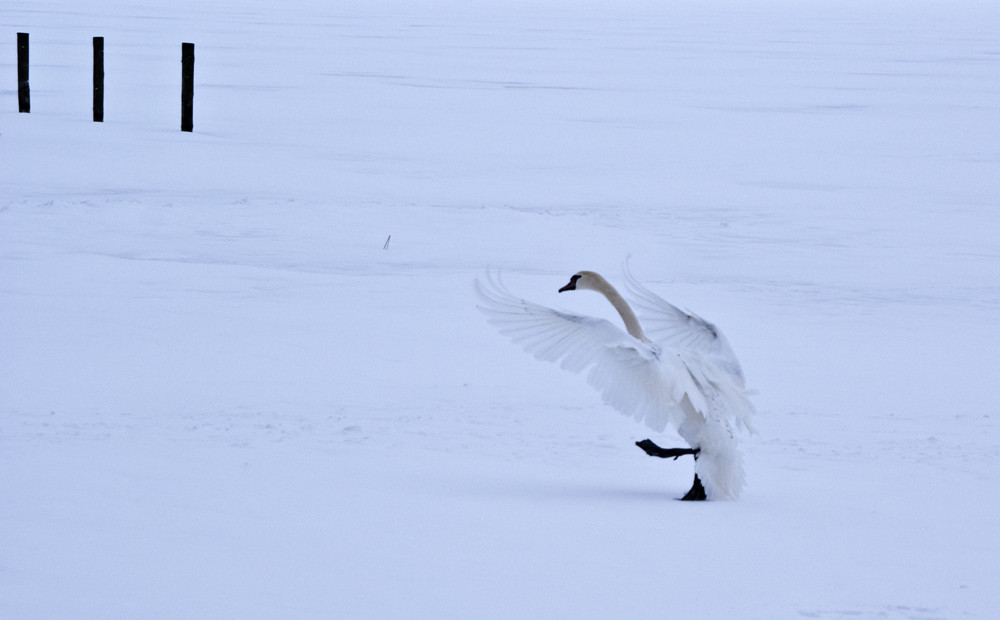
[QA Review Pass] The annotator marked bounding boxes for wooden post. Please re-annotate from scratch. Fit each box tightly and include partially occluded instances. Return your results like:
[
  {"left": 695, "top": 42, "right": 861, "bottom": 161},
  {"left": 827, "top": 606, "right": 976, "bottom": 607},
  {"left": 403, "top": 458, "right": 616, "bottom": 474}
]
[
  {"left": 93, "top": 37, "right": 104, "bottom": 122},
  {"left": 17, "top": 33, "right": 29, "bottom": 113},
  {"left": 181, "top": 42, "right": 194, "bottom": 132}
]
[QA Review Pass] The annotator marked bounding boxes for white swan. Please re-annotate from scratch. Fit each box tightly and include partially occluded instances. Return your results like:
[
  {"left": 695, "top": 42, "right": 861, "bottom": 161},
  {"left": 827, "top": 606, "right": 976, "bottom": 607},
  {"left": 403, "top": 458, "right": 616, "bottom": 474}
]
[{"left": 475, "top": 268, "right": 756, "bottom": 500}]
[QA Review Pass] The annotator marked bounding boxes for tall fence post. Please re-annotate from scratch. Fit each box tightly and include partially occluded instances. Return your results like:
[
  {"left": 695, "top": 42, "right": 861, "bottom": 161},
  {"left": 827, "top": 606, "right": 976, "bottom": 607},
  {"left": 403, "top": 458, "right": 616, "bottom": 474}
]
[
  {"left": 93, "top": 37, "right": 104, "bottom": 122},
  {"left": 17, "top": 33, "right": 30, "bottom": 113},
  {"left": 181, "top": 42, "right": 194, "bottom": 132}
]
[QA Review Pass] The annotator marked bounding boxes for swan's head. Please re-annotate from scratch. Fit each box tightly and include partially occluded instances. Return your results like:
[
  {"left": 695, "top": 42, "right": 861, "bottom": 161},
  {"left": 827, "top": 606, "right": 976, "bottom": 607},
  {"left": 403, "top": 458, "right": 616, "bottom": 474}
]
[
  {"left": 558, "top": 271, "right": 606, "bottom": 293},
  {"left": 558, "top": 270, "right": 648, "bottom": 342}
]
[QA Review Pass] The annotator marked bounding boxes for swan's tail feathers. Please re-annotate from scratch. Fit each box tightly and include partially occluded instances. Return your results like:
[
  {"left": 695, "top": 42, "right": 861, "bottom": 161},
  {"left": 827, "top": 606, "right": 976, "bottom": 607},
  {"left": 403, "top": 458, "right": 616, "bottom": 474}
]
[{"left": 694, "top": 417, "right": 747, "bottom": 500}]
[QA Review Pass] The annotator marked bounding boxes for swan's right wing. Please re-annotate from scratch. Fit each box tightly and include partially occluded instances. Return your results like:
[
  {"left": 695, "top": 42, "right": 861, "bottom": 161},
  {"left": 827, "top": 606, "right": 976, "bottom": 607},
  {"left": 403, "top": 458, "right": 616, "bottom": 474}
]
[
  {"left": 475, "top": 274, "right": 695, "bottom": 433},
  {"left": 622, "top": 267, "right": 746, "bottom": 387}
]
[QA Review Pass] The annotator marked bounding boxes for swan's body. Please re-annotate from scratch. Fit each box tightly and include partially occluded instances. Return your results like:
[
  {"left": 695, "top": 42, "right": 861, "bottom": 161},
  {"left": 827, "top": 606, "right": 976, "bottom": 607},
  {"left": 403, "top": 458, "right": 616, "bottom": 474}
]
[{"left": 475, "top": 269, "right": 756, "bottom": 500}]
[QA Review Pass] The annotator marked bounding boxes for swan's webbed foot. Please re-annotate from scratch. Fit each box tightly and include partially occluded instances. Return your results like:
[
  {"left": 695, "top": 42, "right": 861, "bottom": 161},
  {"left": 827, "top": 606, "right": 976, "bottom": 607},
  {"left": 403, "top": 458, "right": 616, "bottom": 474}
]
[
  {"left": 680, "top": 474, "right": 707, "bottom": 501},
  {"left": 635, "top": 439, "right": 700, "bottom": 460}
]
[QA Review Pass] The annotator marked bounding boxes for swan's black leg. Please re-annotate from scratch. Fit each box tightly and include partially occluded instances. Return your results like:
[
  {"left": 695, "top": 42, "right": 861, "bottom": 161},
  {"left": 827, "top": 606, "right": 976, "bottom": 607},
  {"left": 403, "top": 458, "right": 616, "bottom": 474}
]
[
  {"left": 680, "top": 474, "right": 707, "bottom": 501},
  {"left": 635, "top": 439, "right": 700, "bottom": 460}
]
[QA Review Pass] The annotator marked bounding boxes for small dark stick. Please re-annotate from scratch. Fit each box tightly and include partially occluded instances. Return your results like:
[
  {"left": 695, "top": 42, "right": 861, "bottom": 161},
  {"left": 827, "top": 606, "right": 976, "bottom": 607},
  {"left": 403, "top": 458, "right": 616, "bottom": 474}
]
[
  {"left": 93, "top": 37, "right": 104, "bottom": 122},
  {"left": 383, "top": 235, "right": 391, "bottom": 250},
  {"left": 17, "top": 33, "right": 29, "bottom": 113},
  {"left": 181, "top": 42, "right": 194, "bottom": 132}
]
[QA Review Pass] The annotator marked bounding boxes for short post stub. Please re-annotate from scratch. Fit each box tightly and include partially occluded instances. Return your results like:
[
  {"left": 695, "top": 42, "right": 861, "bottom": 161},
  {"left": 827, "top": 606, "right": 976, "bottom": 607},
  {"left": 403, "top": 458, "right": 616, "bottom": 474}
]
[
  {"left": 17, "top": 33, "right": 30, "bottom": 113},
  {"left": 93, "top": 37, "right": 104, "bottom": 122},
  {"left": 181, "top": 42, "right": 194, "bottom": 132}
]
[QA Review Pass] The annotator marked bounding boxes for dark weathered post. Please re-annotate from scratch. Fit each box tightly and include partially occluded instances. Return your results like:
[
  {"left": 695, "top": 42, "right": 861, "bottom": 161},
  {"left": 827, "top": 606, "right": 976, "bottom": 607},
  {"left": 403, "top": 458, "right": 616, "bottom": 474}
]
[
  {"left": 17, "top": 33, "right": 30, "bottom": 113},
  {"left": 181, "top": 42, "right": 194, "bottom": 132},
  {"left": 93, "top": 37, "right": 104, "bottom": 122}
]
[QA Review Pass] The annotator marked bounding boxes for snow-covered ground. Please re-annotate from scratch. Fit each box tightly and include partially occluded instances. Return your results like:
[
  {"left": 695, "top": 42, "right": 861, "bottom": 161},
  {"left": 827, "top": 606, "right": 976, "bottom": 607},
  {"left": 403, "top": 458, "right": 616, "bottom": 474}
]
[{"left": 2, "top": 1, "right": 999, "bottom": 618}]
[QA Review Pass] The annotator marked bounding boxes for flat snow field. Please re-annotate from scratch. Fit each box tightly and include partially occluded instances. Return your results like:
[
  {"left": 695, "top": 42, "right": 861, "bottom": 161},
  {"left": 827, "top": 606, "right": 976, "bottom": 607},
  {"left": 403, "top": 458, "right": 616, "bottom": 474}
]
[{"left": 2, "top": 1, "right": 999, "bottom": 618}]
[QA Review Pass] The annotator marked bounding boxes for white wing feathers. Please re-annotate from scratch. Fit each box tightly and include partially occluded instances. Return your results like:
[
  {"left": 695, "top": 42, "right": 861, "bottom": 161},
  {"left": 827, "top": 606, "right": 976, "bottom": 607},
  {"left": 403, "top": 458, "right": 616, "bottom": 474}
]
[
  {"left": 476, "top": 275, "right": 700, "bottom": 433},
  {"left": 623, "top": 267, "right": 747, "bottom": 388}
]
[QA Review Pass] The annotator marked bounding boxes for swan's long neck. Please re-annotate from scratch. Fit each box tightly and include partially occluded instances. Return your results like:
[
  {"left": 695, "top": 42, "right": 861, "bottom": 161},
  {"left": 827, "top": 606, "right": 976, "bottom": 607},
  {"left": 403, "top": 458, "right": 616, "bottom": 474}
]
[{"left": 587, "top": 274, "right": 650, "bottom": 343}]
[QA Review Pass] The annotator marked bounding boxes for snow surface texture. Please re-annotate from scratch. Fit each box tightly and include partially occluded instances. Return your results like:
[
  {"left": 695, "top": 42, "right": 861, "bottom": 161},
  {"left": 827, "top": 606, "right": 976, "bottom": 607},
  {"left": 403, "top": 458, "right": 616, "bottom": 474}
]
[{"left": 2, "top": 1, "right": 999, "bottom": 618}]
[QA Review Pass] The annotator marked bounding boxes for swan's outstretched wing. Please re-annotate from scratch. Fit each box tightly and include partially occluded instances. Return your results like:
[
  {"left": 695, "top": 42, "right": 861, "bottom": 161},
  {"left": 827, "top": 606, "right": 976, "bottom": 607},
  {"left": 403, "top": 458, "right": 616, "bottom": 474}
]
[
  {"left": 622, "top": 267, "right": 746, "bottom": 387},
  {"left": 475, "top": 274, "right": 697, "bottom": 433}
]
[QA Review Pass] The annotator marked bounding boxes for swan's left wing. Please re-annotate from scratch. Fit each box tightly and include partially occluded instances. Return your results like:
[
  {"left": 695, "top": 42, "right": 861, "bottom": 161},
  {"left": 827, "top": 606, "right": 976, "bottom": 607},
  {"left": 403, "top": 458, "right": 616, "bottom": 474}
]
[{"left": 475, "top": 274, "right": 695, "bottom": 433}]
